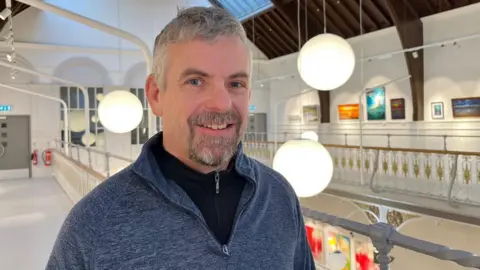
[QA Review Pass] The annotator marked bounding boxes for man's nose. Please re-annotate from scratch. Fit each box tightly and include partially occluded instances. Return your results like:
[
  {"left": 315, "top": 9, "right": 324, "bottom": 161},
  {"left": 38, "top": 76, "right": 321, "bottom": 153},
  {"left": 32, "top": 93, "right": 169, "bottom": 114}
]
[{"left": 204, "top": 83, "right": 232, "bottom": 112}]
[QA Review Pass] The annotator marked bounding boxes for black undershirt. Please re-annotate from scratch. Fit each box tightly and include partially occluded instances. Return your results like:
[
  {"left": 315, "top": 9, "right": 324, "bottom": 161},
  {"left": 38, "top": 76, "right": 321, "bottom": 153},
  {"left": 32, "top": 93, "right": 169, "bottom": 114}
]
[{"left": 153, "top": 141, "right": 246, "bottom": 245}]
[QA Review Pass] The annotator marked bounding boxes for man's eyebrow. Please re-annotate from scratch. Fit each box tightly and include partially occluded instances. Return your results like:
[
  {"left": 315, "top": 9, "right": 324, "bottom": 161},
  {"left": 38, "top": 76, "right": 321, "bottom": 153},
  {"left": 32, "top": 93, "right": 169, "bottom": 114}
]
[
  {"left": 179, "top": 69, "right": 249, "bottom": 80},
  {"left": 229, "top": 72, "right": 249, "bottom": 79},
  {"left": 179, "top": 68, "right": 210, "bottom": 80}
]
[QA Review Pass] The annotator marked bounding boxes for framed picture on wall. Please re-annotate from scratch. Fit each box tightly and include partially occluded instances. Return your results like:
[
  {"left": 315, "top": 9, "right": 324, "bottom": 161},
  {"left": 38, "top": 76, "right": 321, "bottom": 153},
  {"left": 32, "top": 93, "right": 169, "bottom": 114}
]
[
  {"left": 431, "top": 102, "right": 444, "bottom": 119},
  {"left": 390, "top": 98, "right": 405, "bottom": 120},
  {"left": 302, "top": 105, "right": 320, "bottom": 123},
  {"left": 451, "top": 97, "right": 480, "bottom": 118},
  {"left": 365, "top": 87, "right": 386, "bottom": 120},
  {"left": 338, "top": 104, "right": 359, "bottom": 120}
]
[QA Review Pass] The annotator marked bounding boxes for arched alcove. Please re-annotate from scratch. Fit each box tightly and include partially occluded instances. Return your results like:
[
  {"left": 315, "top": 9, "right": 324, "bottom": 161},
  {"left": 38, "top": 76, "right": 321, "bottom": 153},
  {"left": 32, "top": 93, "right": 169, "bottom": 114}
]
[
  {"left": 53, "top": 57, "right": 112, "bottom": 86},
  {"left": 123, "top": 62, "right": 147, "bottom": 88},
  {"left": 0, "top": 52, "right": 38, "bottom": 83}
]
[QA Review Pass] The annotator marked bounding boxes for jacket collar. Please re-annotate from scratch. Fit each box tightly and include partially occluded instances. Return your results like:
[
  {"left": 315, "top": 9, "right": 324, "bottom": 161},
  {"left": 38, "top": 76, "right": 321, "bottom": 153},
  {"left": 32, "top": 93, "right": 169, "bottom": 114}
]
[{"left": 131, "top": 132, "right": 257, "bottom": 199}]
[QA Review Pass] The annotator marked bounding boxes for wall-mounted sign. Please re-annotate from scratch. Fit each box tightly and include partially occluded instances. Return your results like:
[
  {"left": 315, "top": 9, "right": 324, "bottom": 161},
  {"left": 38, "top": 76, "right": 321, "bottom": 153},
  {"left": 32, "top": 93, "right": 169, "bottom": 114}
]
[
  {"left": 0, "top": 105, "right": 12, "bottom": 112},
  {"left": 248, "top": 105, "right": 256, "bottom": 112}
]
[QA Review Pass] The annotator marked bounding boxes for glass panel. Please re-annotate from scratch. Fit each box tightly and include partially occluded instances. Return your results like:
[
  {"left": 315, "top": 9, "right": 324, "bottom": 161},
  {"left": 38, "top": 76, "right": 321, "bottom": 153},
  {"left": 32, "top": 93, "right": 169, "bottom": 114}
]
[
  {"left": 78, "top": 89, "right": 85, "bottom": 109},
  {"left": 139, "top": 110, "right": 149, "bottom": 144},
  {"left": 131, "top": 129, "right": 138, "bottom": 145},
  {"left": 137, "top": 88, "right": 146, "bottom": 109},
  {"left": 60, "top": 86, "right": 68, "bottom": 104},
  {"left": 217, "top": 0, "right": 273, "bottom": 21},
  {"left": 69, "top": 87, "right": 78, "bottom": 109},
  {"left": 88, "top": 87, "right": 96, "bottom": 109},
  {"left": 71, "top": 131, "right": 83, "bottom": 145}
]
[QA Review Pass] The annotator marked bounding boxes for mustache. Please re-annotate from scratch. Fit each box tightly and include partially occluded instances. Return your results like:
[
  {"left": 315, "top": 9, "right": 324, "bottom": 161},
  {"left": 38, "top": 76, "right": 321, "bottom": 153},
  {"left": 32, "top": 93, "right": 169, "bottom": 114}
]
[{"left": 188, "top": 111, "right": 240, "bottom": 126}]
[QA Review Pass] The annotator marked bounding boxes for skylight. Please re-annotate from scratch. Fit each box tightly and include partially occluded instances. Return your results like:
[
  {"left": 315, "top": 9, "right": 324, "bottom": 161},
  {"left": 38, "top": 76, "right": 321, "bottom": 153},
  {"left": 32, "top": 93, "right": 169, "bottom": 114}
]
[{"left": 216, "top": 0, "right": 273, "bottom": 21}]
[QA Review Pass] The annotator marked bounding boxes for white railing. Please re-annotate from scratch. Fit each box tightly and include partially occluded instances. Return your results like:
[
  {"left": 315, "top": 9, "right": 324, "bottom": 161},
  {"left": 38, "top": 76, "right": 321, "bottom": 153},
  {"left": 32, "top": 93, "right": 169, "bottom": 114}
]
[
  {"left": 49, "top": 135, "right": 480, "bottom": 270},
  {"left": 242, "top": 132, "right": 480, "bottom": 206}
]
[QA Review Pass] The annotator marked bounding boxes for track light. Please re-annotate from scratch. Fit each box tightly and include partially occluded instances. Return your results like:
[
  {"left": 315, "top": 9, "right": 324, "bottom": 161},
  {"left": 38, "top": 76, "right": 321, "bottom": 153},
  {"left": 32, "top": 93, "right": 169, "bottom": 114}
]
[
  {"left": 0, "top": 8, "right": 11, "bottom": 20},
  {"left": 6, "top": 52, "right": 15, "bottom": 62},
  {"left": 11, "top": 69, "right": 17, "bottom": 80}
]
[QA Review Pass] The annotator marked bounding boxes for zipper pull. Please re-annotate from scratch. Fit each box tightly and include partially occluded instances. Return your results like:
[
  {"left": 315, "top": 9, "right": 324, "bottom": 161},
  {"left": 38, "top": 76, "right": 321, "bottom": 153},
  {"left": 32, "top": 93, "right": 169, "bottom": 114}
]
[{"left": 215, "top": 171, "right": 220, "bottom": 194}]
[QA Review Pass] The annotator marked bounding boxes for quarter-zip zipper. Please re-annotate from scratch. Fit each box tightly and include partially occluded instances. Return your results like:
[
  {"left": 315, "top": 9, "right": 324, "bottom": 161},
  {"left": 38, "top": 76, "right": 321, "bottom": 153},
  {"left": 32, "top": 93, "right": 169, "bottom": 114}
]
[
  {"left": 214, "top": 171, "right": 220, "bottom": 194},
  {"left": 222, "top": 170, "right": 257, "bottom": 249}
]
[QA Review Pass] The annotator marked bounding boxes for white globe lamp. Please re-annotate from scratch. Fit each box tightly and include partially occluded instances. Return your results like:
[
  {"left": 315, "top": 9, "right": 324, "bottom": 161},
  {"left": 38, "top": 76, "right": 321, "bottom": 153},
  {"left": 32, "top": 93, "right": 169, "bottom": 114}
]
[
  {"left": 81, "top": 132, "right": 96, "bottom": 146},
  {"left": 327, "top": 251, "right": 348, "bottom": 270},
  {"left": 98, "top": 90, "right": 143, "bottom": 133},
  {"left": 298, "top": 33, "right": 355, "bottom": 91},
  {"left": 69, "top": 110, "right": 87, "bottom": 132},
  {"left": 301, "top": 131, "right": 319, "bottom": 142},
  {"left": 272, "top": 139, "right": 333, "bottom": 197}
]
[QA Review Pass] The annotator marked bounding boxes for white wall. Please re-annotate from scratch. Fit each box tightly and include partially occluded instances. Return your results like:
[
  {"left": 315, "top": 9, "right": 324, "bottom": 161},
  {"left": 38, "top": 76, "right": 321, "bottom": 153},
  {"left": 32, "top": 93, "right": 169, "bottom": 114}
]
[
  {"left": 0, "top": 0, "right": 270, "bottom": 175},
  {"left": 0, "top": 83, "right": 61, "bottom": 178},
  {"left": 264, "top": 3, "right": 480, "bottom": 146}
]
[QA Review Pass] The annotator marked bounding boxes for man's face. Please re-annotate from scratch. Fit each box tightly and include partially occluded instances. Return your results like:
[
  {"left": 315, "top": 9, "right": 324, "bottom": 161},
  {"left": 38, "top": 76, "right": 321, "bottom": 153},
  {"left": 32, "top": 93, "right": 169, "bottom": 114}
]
[{"left": 147, "top": 36, "right": 251, "bottom": 170}]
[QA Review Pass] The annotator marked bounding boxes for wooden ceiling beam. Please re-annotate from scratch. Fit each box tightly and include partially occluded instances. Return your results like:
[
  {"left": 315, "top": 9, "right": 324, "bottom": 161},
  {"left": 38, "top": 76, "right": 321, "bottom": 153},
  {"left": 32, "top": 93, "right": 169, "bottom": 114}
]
[
  {"left": 270, "top": 0, "right": 302, "bottom": 44},
  {"left": 386, "top": 0, "right": 424, "bottom": 121},
  {"left": 343, "top": 0, "right": 378, "bottom": 31},
  {"left": 245, "top": 19, "right": 290, "bottom": 55},
  {"left": 307, "top": 0, "right": 345, "bottom": 36},
  {"left": 262, "top": 12, "right": 298, "bottom": 51}
]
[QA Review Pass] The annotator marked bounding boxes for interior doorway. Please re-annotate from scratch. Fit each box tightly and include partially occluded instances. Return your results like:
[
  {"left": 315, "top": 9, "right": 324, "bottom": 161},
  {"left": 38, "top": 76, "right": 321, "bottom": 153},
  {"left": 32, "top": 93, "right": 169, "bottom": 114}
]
[{"left": 0, "top": 115, "right": 31, "bottom": 180}]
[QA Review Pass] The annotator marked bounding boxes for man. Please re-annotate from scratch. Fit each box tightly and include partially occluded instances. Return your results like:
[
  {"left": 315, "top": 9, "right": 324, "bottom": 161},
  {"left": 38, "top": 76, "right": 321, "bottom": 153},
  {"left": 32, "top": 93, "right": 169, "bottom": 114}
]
[{"left": 47, "top": 6, "right": 315, "bottom": 269}]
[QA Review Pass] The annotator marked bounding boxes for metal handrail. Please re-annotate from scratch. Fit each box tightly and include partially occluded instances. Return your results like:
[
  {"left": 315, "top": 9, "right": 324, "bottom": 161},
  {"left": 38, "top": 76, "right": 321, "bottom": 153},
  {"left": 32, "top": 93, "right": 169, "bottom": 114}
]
[{"left": 301, "top": 207, "right": 480, "bottom": 270}]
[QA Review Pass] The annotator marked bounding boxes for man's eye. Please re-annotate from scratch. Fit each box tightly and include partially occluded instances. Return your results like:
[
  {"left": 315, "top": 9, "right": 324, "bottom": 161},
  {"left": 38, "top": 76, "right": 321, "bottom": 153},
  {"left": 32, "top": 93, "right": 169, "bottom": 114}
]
[
  {"left": 230, "top": 81, "right": 245, "bottom": 88},
  {"left": 187, "top": 79, "right": 202, "bottom": 86}
]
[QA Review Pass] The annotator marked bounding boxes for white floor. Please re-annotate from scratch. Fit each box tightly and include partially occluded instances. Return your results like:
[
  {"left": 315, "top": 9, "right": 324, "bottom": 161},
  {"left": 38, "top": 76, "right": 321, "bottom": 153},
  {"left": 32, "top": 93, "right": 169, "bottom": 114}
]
[{"left": 0, "top": 177, "right": 72, "bottom": 270}]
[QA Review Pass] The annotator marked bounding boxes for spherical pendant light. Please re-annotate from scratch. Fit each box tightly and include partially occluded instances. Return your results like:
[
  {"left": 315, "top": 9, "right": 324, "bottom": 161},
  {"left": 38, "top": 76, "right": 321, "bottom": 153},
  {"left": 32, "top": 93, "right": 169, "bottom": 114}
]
[
  {"left": 272, "top": 139, "right": 333, "bottom": 197},
  {"left": 98, "top": 90, "right": 143, "bottom": 133},
  {"left": 298, "top": 33, "right": 355, "bottom": 91},
  {"left": 81, "top": 132, "right": 96, "bottom": 146}
]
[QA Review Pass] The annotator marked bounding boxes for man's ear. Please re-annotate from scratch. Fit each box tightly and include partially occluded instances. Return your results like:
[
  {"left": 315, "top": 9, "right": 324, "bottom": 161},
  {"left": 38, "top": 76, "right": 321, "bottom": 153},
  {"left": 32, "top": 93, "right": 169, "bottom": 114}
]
[{"left": 145, "top": 74, "right": 163, "bottom": 116}]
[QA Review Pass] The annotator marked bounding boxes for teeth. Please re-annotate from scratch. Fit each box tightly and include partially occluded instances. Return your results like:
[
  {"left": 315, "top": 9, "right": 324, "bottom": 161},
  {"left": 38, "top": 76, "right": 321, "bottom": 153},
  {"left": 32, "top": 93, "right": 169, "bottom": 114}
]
[{"left": 202, "top": 124, "right": 228, "bottom": 130}]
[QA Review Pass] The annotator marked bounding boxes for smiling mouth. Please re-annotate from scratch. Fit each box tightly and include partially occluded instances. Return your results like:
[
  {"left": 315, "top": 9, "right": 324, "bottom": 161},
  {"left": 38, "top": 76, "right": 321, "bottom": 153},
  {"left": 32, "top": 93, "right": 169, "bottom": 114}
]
[{"left": 198, "top": 123, "right": 234, "bottom": 130}]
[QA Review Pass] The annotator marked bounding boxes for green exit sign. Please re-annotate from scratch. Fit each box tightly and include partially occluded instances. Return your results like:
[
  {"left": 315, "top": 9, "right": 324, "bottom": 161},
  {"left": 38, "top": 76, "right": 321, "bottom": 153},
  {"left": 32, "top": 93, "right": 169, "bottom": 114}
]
[{"left": 0, "top": 105, "right": 12, "bottom": 112}]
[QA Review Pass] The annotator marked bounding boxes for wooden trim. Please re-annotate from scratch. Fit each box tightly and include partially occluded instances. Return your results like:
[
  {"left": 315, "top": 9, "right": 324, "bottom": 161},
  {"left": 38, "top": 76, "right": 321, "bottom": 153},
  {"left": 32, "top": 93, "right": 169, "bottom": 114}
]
[{"left": 52, "top": 149, "right": 106, "bottom": 180}]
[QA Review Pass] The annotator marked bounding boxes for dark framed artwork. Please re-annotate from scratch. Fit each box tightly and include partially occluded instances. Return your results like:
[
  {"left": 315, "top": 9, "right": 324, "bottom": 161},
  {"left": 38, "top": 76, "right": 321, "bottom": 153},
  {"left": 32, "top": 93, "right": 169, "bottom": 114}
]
[
  {"left": 451, "top": 97, "right": 480, "bottom": 118},
  {"left": 365, "top": 87, "right": 386, "bottom": 120},
  {"left": 390, "top": 98, "right": 405, "bottom": 120},
  {"left": 431, "top": 102, "right": 444, "bottom": 120}
]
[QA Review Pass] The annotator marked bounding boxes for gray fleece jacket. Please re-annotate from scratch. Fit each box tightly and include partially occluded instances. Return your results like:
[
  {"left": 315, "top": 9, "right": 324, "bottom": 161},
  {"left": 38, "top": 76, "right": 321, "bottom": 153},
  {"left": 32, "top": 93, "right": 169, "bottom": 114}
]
[{"left": 46, "top": 135, "right": 315, "bottom": 269}]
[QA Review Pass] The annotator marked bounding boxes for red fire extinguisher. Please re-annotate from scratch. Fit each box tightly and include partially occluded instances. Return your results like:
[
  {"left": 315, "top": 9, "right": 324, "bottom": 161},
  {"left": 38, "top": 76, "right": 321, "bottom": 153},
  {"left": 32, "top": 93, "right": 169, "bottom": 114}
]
[
  {"left": 42, "top": 149, "right": 52, "bottom": 167},
  {"left": 31, "top": 149, "right": 38, "bottom": 166}
]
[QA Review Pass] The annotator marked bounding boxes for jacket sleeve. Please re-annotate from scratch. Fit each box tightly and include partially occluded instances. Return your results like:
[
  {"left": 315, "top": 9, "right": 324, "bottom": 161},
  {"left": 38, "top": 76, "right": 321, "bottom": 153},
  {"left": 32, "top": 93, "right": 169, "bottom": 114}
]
[
  {"left": 293, "top": 199, "right": 316, "bottom": 270},
  {"left": 45, "top": 204, "right": 96, "bottom": 269}
]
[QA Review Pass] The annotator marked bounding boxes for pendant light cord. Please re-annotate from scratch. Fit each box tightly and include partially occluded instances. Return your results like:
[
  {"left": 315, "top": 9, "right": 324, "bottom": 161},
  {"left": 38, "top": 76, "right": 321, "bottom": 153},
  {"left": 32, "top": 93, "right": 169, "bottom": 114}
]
[{"left": 323, "top": 0, "right": 326, "bottom": 33}]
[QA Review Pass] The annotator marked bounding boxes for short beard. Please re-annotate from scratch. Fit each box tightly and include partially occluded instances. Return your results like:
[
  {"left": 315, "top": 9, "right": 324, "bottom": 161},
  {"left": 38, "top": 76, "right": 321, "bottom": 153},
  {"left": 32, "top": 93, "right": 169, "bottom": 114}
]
[{"left": 187, "top": 111, "right": 241, "bottom": 167}]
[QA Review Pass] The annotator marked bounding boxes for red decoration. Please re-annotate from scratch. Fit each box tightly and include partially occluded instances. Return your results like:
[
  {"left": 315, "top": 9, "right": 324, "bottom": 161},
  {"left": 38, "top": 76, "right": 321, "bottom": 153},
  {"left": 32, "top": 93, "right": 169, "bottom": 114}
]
[
  {"left": 356, "top": 252, "right": 374, "bottom": 270},
  {"left": 305, "top": 225, "right": 323, "bottom": 260}
]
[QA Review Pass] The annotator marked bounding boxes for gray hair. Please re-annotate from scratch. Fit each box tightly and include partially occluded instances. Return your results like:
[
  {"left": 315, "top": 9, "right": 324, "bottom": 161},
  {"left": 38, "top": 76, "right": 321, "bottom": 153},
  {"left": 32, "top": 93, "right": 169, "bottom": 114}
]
[{"left": 152, "top": 6, "right": 249, "bottom": 89}]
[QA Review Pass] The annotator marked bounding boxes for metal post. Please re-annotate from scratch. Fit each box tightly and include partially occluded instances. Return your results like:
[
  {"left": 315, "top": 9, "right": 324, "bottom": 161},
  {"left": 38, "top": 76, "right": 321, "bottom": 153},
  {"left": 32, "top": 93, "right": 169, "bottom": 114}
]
[
  {"left": 369, "top": 223, "right": 395, "bottom": 270},
  {"left": 87, "top": 148, "right": 92, "bottom": 168}
]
